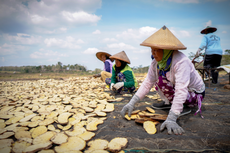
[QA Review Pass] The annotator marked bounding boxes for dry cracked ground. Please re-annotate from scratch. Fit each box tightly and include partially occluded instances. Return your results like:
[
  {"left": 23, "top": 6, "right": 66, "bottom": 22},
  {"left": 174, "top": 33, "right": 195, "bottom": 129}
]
[{"left": 0, "top": 74, "right": 230, "bottom": 153}]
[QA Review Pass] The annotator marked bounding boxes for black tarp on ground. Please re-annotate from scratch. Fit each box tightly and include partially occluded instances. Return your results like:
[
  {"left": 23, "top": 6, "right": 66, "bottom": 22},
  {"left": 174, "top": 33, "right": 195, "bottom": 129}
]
[{"left": 92, "top": 74, "right": 230, "bottom": 153}]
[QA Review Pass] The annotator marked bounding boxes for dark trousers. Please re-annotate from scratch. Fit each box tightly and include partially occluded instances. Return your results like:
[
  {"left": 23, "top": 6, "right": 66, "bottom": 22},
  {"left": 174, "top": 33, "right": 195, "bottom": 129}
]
[{"left": 203, "top": 54, "right": 222, "bottom": 84}]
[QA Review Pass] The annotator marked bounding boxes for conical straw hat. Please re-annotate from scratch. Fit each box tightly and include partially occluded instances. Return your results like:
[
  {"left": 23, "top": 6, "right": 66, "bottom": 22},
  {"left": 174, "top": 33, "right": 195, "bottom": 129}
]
[
  {"left": 110, "top": 51, "right": 131, "bottom": 64},
  {"left": 140, "top": 25, "right": 187, "bottom": 50},
  {"left": 200, "top": 26, "right": 217, "bottom": 34},
  {"left": 96, "top": 52, "right": 114, "bottom": 62}
]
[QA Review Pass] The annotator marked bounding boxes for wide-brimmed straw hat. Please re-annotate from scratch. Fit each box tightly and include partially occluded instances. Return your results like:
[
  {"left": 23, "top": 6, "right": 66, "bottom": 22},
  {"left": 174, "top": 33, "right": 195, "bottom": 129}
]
[
  {"left": 140, "top": 25, "right": 187, "bottom": 50},
  {"left": 109, "top": 51, "right": 131, "bottom": 64},
  {"left": 96, "top": 52, "right": 114, "bottom": 62},
  {"left": 200, "top": 26, "right": 217, "bottom": 34}
]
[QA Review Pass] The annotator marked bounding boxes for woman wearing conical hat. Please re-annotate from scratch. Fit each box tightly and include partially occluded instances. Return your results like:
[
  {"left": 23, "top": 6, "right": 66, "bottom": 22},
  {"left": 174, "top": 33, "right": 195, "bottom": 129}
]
[
  {"left": 195, "top": 26, "right": 223, "bottom": 84},
  {"left": 94, "top": 52, "right": 114, "bottom": 83},
  {"left": 121, "top": 26, "right": 205, "bottom": 135},
  {"left": 106, "top": 51, "right": 138, "bottom": 94}
]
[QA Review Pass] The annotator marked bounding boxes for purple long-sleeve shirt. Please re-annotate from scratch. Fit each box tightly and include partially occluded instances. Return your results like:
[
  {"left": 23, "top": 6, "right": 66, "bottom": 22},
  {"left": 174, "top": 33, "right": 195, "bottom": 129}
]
[{"left": 104, "top": 59, "right": 113, "bottom": 73}]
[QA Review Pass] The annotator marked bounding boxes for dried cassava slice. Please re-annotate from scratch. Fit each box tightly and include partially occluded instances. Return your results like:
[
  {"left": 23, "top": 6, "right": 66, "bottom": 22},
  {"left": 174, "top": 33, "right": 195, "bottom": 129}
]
[
  {"left": 86, "top": 119, "right": 103, "bottom": 131},
  {"left": 94, "top": 111, "right": 107, "bottom": 117},
  {"left": 0, "top": 114, "right": 14, "bottom": 119},
  {"left": 146, "top": 107, "right": 155, "bottom": 114},
  {"left": 0, "top": 132, "right": 14, "bottom": 139},
  {"left": 28, "top": 121, "right": 39, "bottom": 128},
  {"left": 5, "top": 116, "right": 24, "bottom": 125},
  {"left": 54, "top": 137, "right": 86, "bottom": 153},
  {"left": 51, "top": 132, "right": 68, "bottom": 144},
  {"left": 143, "top": 121, "right": 157, "bottom": 134},
  {"left": 47, "top": 125, "right": 55, "bottom": 131},
  {"left": 135, "top": 118, "right": 159, "bottom": 124},
  {"left": 0, "top": 129, "right": 6, "bottom": 135},
  {"left": 15, "top": 130, "right": 31, "bottom": 139},
  {"left": 82, "top": 107, "right": 94, "bottom": 113},
  {"left": 57, "top": 113, "right": 72, "bottom": 125},
  {"left": 87, "top": 139, "right": 109, "bottom": 151},
  {"left": 131, "top": 110, "right": 140, "bottom": 115},
  {"left": 33, "top": 131, "right": 56, "bottom": 145},
  {"left": 150, "top": 114, "right": 167, "bottom": 121},
  {"left": 0, "top": 147, "right": 11, "bottom": 153},
  {"left": 39, "top": 118, "right": 54, "bottom": 126},
  {"left": 124, "top": 114, "right": 131, "bottom": 121},
  {"left": 23, "top": 141, "right": 52, "bottom": 153},
  {"left": 13, "top": 141, "right": 31, "bottom": 153},
  {"left": 102, "top": 103, "right": 114, "bottom": 112},
  {"left": 0, "top": 139, "right": 13, "bottom": 149},
  {"left": 130, "top": 114, "right": 139, "bottom": 120},
  {"left": 19, "top": 114, "right": 37, "bottom": 122},
  {"left": 31, "top": 126, "right": 47, "bottom": 138},
  {"left": 46, "top": 112, "right": 59, "bottom": 119},
  {"left": 65, "top": 126, "right": 86, "bottom": 137},
  {"left": 0, "top": 122, "right": 6, "bottom": 129},
  {"left": 108, "top": 137, "right": 128, "bottom": 152},
  {"left": 78, "top": 131, "right": 95, "bottom": 141}
]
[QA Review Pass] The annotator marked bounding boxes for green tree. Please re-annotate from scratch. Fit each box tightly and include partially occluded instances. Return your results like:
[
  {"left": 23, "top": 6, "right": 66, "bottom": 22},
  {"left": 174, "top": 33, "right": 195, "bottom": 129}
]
[{"left": 225, "top": 49, "right": 230, "bottom": 55}]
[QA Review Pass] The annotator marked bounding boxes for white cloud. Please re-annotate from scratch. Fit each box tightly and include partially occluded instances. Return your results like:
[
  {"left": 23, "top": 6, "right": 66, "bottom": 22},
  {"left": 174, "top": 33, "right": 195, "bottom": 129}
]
[
  {"left": 30, "top": 49, "right": 68, "bottom": 59},
  {"left": 30, "top": 14, "right": 49, "bottom": 24},
  {"left": 60, "top": 27, "right": 67, "bottom": 32},
  {"left": 170, "top": 28, "right": 191, "bottom": 38},
  {"left": 139, "top": 26, "right": 158, "bottom": 36},
  {"left": 116, "top": 26, "right": 158, "bottom": 40},
  {"left": 83, "top": 48, "right": 99, "bottom": 54},
  {"left": 44, "top": 37, "right": 83, "bottom": 49},
  {"left": 0, "top": 43, "right": 27, "bottom": 55},
  {"left": 222, "top": 31, "right": 227, "bottom": 33},
  {"left": 205, "top": 20, "right": 212, "bottom": 27},
  {"left": 0, "top": 0, "right": 102, "bottom": 33},
  {"left": 102, "top": 38, "right": 118, "bottom": 43},
  {"left": 61, "top": 11, "right": 101, "bottom": 25},
  {"left": 92, "top": 30, "right": 101, "bottom": 34},
  {"left": 163, "top": 0, "right": 199, "bottom": 3},
  {"left": 179, "top": 30, "right": 190, "bottom": 37},
  {"left": 3, "top": 33, "right": 42, "bottom": 45},
  {"left": 107, "top": 43, "right": 136, "bottom": 50}
]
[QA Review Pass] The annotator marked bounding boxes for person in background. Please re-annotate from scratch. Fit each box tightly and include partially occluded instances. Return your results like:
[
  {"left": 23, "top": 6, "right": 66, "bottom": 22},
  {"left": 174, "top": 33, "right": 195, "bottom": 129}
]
[
  {"left": 94, "top": 52, "right": 114, "bottom": 83},
  {"left": 106, "top": 51, "right": 138, "bottom": 94},
  {"left": 195, "top": 26, "right": 223, "bottom": 84},
  {"left": 121, "top": 26, "right": 205, "bottom": 135}
]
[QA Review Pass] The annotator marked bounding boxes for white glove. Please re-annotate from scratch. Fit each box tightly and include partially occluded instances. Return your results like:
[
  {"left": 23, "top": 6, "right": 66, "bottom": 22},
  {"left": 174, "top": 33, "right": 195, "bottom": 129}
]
[
  {"left": 110, "top": 83, "right": 115, "bottom": 90},
  {"left": 160, "top": 111, "right": 185, "bottom": 135},
  {"left": 120, "top": 95, "right": 140, "bottom": 117},
  {"left": 113, "top": 82, "right": 124, "bottom": 90},
  {"left": 195, "top": 48, "right": 202, "bottom": 58}
]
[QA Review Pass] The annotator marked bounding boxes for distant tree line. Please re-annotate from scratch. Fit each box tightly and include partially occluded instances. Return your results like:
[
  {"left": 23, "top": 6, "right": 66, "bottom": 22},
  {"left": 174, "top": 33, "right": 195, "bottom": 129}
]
[
  {"left": 0, "top": 61, "right": 87, "bottom": 73},
  {"left": 132, "top": 65, "right": 149, "bottom": 73}
]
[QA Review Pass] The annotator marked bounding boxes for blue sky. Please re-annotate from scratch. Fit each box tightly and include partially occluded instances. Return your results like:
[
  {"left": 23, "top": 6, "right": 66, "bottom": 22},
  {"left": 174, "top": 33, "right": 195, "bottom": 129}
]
[{"left": 0, "top": 0, "right": 229, "bottom": 70}]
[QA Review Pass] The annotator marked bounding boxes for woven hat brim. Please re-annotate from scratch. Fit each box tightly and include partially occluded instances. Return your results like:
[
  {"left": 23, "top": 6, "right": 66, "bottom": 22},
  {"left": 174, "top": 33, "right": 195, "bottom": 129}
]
[
  {"left": 110, "top": 56, "right": 130, "bottom": 64},
  {"left": 140, "top": 43, "right": 187, "bottom": 50},
  {"left": 96, "top": 52, "right": 113, "bottom": 62},
  {"left": 140, "top": 25, "right": 187, "bottom": 50},
  {"left": 201, "top": 27, "right": 217, "bottom": 34}
]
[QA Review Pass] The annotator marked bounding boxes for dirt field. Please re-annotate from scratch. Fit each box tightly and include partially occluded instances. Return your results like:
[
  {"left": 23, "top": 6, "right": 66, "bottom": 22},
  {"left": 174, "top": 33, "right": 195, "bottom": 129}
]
[
  {"left": 0, "top": 73, "right": 230, "bottom": 152},
  {"left": 95, "top": 74, "right": 230, "bottom": 153}
]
